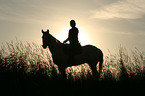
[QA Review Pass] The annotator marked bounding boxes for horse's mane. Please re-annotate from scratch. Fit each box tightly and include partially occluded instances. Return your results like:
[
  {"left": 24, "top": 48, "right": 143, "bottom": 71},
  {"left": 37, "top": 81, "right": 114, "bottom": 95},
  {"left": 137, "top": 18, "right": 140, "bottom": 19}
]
[{"left": 49, "top": 34, "right": 62, "bottom": 45}]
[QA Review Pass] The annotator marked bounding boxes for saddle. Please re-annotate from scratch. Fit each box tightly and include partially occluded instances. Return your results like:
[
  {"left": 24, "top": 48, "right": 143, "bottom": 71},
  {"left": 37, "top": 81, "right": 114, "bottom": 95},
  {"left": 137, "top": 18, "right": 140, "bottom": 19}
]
[{"left": 63, "top": 43, "right": 82, "bottom": 55}]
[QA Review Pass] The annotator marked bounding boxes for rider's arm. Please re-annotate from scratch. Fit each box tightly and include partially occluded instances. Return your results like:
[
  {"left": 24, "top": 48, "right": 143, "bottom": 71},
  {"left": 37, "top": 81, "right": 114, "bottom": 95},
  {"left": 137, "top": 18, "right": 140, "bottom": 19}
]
[
  {"left": 63, "top": 38, "right": 69, "bottom": 44},
  {"left": 63, "top": 29, "right": 71, "bottom": 44}
]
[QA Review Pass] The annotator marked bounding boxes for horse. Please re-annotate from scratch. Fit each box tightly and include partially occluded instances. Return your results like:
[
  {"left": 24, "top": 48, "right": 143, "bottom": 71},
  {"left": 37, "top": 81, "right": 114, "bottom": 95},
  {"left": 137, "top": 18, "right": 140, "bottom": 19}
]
[{"left": 41, "top": 29, "right": 103, "bottom": 79}]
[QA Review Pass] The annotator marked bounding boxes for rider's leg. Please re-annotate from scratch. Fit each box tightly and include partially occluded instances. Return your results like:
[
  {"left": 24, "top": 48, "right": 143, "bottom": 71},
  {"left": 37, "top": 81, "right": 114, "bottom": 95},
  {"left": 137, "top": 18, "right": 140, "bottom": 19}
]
[{"left": 67, "top": 44, "right": 74, "bottom": 66}]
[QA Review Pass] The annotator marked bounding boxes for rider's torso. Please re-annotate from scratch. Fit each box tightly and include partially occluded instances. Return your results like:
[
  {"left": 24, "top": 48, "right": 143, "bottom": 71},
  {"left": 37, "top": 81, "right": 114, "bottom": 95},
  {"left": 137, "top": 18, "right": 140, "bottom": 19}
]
[{"left": 69, "top": 27, "right": 79, "bottom": 45}]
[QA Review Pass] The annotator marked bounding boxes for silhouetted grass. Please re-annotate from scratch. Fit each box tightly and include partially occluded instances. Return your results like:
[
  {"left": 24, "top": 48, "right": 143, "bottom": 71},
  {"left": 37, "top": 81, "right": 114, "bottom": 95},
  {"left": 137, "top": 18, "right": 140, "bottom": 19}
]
[{"left": 0, "top": 40, "right": 145, "bottom": 95}]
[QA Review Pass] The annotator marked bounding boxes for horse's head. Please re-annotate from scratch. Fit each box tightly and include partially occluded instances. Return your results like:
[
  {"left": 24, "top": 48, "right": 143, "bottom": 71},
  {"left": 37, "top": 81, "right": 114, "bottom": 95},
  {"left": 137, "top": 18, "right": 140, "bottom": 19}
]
[
  {"left": 42, "top": 29, "right": 50, "bottom": 49},
  {"left": 42, "top": 29, "right": 61, "bottom": 49}
]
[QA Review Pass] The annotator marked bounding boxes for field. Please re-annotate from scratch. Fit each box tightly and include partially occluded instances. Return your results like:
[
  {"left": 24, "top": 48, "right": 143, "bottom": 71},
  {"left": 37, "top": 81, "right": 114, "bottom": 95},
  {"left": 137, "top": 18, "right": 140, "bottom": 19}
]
[{"left": 0, "top": 40, "right": 145, "bottom": 95}]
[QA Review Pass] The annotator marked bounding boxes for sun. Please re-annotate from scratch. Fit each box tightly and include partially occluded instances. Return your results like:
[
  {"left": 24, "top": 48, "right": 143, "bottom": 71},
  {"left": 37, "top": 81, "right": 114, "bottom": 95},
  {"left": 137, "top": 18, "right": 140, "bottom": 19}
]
[{"left": 56, "top": 27, "right": 91, "bottom": 46}]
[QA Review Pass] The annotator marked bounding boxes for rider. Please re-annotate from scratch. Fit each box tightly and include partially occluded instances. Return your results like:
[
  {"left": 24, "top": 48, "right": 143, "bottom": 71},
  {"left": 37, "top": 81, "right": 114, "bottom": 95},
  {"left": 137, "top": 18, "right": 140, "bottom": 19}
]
[
  {"left": 63, "top": 20, "right": 81, "bottom": 63},
  {"left": 63, "top": 20, "right": 79, "bottom": 46}
]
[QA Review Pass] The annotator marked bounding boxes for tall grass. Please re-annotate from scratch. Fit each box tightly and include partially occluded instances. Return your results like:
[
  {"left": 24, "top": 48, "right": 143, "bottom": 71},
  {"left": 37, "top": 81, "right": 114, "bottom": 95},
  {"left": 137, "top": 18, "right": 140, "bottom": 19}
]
[
  {"left": 102, "top": 46, "right": 145, "bottom": 81},
  {"left": 1, "top": 40, "right": 145, "bottom": 80},
  {"left": 0, "top": 40, "right": 57, "bottom": 76},
  {"left": 0, "top": 40, "right": 145, "bottom": 95}
]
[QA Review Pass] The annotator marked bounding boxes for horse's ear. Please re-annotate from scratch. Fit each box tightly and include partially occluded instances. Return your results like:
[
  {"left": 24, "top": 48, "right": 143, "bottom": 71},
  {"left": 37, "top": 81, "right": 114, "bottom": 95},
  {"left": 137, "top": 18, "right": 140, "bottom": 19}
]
[
  {"left": 42, "top": 29, "right": 44, "bottom": 33},
  {"left": 47, "top": 29, "right": 49, "bottom": 33}
]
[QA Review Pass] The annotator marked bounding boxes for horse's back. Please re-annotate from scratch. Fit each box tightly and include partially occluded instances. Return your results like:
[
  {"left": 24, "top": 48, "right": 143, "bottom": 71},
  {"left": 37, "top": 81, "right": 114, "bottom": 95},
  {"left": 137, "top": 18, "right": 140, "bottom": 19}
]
[
  {"left": 83, "top": 45, "right": 102, "bottom": 54},
  {"left": 82, "top": 45, "right": 103, "bottom": 60}
]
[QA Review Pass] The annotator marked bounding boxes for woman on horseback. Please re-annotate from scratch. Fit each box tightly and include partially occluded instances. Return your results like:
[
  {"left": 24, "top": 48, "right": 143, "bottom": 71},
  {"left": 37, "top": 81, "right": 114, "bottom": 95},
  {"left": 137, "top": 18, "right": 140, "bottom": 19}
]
[{"left": 63, "top": 20, "right": 82, "bottom": 62}]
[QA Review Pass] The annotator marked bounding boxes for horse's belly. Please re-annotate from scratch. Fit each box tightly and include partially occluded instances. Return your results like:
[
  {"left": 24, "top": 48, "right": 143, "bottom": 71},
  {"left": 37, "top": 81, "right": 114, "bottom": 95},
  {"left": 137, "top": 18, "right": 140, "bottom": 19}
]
[{"left": 73, "top": 54, "right": 87, "bottom": 65}]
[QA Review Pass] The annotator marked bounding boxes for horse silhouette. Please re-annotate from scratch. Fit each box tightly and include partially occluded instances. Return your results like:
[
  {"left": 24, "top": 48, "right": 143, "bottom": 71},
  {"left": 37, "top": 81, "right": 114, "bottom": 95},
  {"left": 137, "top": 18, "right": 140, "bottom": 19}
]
[{"left": 42, "top": 29, "right": 103, "bottom": 79}]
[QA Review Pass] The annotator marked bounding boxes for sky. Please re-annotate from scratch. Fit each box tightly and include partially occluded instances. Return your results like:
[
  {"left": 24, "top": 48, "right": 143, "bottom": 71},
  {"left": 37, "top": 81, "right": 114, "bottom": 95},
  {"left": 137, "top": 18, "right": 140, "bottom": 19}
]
[{"left": 0, "top": 0, "right": 145, "bottom": 55}]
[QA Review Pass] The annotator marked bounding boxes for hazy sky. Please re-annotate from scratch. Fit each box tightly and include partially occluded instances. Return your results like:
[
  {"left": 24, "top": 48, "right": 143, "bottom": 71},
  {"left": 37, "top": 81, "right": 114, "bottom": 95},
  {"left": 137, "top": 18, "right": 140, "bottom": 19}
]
[{"left": 0, "top": 0, "right": 145, "bottom": 55}]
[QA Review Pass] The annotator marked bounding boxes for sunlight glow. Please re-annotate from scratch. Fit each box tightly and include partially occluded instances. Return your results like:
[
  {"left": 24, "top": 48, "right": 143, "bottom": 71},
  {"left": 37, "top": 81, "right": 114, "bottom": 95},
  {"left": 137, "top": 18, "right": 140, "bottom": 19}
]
[
  {"left": 56, "top": 27, "right": 91, "bottom": 46},
  {"left": 78, "top": 28, "right": 91, "bottom": 46}
]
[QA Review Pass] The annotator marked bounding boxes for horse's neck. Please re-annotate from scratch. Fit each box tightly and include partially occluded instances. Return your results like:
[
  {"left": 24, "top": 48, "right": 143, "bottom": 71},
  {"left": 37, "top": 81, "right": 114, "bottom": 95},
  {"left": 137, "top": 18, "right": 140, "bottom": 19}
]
[{"left": 48, "top": 34, "right": 63, "bottom": 58}]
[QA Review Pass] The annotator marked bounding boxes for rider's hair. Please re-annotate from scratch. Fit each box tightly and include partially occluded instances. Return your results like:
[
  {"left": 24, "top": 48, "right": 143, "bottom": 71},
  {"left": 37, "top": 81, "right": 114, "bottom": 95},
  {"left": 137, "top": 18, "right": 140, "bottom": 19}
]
[{"left": 70, "top": 20, "right": 76, "bottom": 27}]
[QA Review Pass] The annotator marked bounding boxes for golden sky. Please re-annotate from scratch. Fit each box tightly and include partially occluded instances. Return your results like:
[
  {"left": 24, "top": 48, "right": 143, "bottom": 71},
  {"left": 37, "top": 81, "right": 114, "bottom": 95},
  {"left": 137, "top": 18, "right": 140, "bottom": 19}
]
[{"left": 0, "top": 0, "right": 145, "bottom": 55}]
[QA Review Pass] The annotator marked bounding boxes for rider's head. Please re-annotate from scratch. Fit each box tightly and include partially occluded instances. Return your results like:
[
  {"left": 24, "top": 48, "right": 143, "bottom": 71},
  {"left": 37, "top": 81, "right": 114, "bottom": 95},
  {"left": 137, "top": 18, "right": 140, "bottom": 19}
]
[{"left": 70, "top": 20, "right": 76, "bottom": 28}]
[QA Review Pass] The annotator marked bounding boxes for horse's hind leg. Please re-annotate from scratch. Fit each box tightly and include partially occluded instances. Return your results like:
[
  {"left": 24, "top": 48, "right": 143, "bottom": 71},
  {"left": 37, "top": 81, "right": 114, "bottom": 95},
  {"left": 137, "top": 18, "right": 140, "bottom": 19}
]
[
  {"left": 89, "top": 63, "right": 99, "bottom": 79},
  {"left": 58, "top": 66, "right": 67, "bottom": 80}
]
